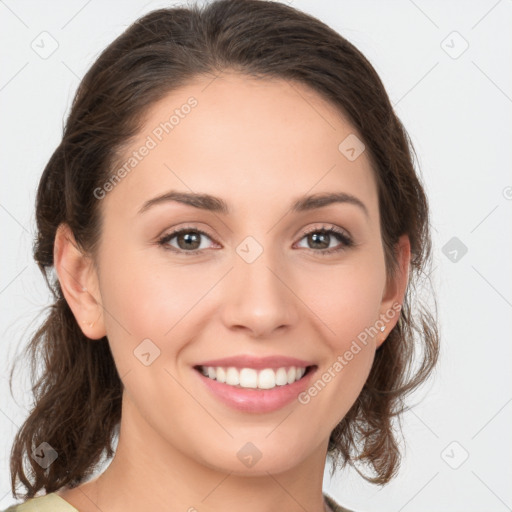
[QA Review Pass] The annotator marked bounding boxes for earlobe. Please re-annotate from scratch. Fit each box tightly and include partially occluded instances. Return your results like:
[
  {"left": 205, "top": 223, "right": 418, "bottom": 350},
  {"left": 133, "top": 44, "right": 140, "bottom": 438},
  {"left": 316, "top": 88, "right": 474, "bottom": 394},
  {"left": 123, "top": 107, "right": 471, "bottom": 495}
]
[
  {"left": 376, "top": 234, "right": 411, "bottom": 348},
  {"left": 53, "top": 223, "right": 106, "bottom": 340}
]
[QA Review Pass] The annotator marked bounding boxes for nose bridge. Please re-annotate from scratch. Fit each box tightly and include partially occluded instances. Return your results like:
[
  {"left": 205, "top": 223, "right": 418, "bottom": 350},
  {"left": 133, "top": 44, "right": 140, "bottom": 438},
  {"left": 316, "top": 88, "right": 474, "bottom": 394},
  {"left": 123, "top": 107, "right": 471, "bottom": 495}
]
[{"left": 220, "top": 235, "right": 298, "bottom": 336}]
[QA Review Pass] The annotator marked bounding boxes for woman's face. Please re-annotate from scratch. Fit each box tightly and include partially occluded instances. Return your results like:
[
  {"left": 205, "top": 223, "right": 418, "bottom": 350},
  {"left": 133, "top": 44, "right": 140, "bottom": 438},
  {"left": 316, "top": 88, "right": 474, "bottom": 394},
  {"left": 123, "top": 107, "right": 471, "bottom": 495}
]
[{"left": 70, "top": 72, "right": 408, "bottom": 475}]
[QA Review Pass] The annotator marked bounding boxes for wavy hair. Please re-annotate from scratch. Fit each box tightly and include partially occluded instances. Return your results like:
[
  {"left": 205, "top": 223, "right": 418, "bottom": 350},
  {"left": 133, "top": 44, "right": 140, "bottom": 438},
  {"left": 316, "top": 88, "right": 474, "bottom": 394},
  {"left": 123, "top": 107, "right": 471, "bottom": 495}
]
[{"left": 8, "top": 0, "right": 439, "bottom": 499}]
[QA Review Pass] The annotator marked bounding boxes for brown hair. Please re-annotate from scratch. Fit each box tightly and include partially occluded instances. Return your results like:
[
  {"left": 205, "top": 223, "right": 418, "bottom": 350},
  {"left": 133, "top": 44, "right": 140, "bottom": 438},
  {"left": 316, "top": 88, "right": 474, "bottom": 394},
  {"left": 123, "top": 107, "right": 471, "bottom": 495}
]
[{"left": 8, "top": 0, "right": 439, "bottom": 499}]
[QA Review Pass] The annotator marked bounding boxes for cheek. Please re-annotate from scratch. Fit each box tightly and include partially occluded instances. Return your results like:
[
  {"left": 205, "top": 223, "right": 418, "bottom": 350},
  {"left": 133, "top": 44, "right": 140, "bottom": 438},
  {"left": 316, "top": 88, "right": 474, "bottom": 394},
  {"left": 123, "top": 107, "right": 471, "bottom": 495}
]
[
  {"left": 296, "top": 258, "right": 385, "bottom": 349},
  {"left": 297, "top": 293, "right": 380, "bottom": 433},
  {"left": 293, "top": 260, "right": 384, "bottom": 409},
  {"left": 97, "top": 247, "right": 215, "bottom": 367}
]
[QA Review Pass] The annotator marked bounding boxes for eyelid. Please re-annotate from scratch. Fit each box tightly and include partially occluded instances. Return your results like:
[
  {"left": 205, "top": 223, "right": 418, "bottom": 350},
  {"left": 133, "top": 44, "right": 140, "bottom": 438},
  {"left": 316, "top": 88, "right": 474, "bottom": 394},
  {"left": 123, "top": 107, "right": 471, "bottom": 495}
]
[{"left": 300, "top": 223, "right": 352, "bottom": 240}]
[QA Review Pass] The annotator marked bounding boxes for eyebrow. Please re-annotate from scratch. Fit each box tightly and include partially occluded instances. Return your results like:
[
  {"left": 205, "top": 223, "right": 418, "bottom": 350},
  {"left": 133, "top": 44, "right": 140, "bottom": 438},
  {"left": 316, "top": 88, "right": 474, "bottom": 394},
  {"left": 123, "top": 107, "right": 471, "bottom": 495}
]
[{"left": 137, "top": 190, "right": 369, "bottom": 218}]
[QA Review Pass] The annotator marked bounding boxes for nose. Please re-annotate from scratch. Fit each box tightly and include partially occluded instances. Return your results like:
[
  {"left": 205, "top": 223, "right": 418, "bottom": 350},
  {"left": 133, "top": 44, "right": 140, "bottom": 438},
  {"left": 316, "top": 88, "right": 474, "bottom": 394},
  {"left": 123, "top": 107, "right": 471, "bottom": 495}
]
[{"left": 220, "top": 245, "right": 300, "bottom": 339}]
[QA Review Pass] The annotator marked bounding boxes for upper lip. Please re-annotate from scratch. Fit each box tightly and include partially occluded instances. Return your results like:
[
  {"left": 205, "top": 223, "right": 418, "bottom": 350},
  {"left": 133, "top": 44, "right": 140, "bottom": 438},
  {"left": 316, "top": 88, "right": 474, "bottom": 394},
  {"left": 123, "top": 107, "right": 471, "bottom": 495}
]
[{"left": 194, "top": 355, "right": 315, "bottom": 370}]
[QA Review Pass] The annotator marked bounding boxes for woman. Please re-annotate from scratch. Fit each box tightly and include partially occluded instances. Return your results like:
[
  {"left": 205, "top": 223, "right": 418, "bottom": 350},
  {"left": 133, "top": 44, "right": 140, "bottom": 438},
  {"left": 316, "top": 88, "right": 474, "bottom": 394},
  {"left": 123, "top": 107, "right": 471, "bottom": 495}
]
[{"left": 5, "top": 0, "right": 439, "bottom": 511}]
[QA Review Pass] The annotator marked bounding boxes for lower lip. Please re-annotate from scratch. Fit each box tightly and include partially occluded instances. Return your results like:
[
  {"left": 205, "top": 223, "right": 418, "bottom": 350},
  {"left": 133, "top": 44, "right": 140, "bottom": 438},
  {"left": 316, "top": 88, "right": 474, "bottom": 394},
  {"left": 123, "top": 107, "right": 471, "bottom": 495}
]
[{"left": 195, "top": 366, "right": 317, "bottom": 413}]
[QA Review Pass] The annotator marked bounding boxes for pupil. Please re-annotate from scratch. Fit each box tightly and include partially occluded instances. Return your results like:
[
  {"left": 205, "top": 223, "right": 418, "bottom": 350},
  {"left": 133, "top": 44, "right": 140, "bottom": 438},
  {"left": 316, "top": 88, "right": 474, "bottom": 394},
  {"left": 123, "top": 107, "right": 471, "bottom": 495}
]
[
  {"left": 310, "top": 232, "right": 328, "bottom": 249},
  {"left": 180, "top": 232, "right": 200, "bottom": 250}
]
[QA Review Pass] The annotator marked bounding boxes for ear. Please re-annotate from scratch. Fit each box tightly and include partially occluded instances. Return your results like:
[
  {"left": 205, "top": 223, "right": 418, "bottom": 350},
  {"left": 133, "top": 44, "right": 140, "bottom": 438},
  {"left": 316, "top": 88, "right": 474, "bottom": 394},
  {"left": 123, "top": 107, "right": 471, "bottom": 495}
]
[
  {"left": 53, "top": 223, "right": 106, "bottom": 340},
  {"left": 376, "top": 234, "right": 411, "bottom": 348}
]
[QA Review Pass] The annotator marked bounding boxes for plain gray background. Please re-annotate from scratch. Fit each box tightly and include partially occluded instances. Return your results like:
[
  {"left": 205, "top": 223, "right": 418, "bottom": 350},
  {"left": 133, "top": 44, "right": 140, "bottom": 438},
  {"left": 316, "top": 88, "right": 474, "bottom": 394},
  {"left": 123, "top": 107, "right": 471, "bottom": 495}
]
[{"left": 1, "top": 1, "right": 511, "bottom": 511}]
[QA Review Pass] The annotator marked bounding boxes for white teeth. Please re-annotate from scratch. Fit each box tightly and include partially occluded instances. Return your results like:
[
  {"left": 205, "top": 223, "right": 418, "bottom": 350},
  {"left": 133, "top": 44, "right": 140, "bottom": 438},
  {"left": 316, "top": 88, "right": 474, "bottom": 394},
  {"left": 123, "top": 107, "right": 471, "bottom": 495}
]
[
  {"left": 216, "top": 367, "right": 226, "bottom": 383},
  {"left": 199, "top": 365, "right": 308, "bottom": 390},
  {"left": 258, "top": 368, "right": 276, "bottom": 389},
  {"left": 226, "top": 367, "right": 239, "bottom": 386},
  {"left": 287, "top": 367, "right": 297, "bottom": 384},
  {"left": 239, "top": 368, "right": 258, "bottom": 388},
  {"left": 275, "top": 367, "right": 288, "bottom": 385}
]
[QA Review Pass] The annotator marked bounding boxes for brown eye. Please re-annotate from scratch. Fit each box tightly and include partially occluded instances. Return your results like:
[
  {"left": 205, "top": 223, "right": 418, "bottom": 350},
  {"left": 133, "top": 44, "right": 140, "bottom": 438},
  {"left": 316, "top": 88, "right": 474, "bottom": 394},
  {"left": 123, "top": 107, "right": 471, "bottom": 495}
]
[
  {"left": 175, "top": 231, "right": 202, "bottom": 250},
  {"left": 296, "top": 226, "right": 353, "bottom": 256},
  {"left": 307, "top": 231, "right": 331, "bottom": 249},
  {"left": 157, "top": 228, "right": 215, "bottom": 254}
]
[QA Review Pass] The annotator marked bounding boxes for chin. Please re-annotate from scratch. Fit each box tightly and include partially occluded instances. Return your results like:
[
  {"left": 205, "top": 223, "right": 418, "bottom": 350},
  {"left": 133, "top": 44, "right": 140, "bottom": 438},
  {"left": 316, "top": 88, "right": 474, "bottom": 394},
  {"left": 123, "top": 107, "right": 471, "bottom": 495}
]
[{"left": 195, "top": 436, "right": 316, "bottom": 476}]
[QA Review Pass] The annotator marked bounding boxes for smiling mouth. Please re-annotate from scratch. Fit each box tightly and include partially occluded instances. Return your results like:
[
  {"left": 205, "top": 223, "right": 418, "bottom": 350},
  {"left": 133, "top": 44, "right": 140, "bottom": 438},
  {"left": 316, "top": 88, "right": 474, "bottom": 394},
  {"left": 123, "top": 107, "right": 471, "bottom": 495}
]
[{"left": 194, "top": 365, "right": 316, "bottom": 390}]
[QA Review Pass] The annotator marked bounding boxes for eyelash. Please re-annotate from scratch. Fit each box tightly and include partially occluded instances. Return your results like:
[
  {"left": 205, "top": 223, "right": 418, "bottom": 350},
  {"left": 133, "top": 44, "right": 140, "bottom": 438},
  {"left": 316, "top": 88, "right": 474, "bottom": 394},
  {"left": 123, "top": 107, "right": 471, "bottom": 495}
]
[{"left": 157, "top": 224, "right": 354, "bottom": 257}]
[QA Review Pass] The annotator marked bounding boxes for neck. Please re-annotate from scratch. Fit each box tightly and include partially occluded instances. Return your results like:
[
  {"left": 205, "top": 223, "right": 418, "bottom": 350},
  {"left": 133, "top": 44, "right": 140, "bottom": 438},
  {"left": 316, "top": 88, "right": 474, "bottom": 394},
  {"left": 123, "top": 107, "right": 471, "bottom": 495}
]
[{"left": 76, "top": 392, "right": 330, "bottom": 512}]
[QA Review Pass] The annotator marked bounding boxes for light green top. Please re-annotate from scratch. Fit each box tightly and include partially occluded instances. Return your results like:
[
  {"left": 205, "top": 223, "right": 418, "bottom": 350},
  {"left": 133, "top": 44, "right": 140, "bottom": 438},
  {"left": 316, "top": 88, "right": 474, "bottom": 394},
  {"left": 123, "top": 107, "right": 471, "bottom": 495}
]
[
  {"left": 2, "top": 493, "right": 78, "bottom": 512},
  {"left": 3, "top": 491, "right": 351, "bottom": 512}
]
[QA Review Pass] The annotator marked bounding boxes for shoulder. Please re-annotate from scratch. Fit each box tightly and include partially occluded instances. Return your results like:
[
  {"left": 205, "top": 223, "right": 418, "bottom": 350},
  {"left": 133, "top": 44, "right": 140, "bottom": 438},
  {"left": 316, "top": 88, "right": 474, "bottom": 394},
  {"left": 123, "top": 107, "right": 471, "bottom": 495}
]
[
  {"left": 323, "top": 492, "right": 356, "bottom": 512},
  {"left": 1, "top": 493, "right": 79, "bottom": 512},
  {"left": 4, "top": 492, "right": 351, "bottom": 512}
]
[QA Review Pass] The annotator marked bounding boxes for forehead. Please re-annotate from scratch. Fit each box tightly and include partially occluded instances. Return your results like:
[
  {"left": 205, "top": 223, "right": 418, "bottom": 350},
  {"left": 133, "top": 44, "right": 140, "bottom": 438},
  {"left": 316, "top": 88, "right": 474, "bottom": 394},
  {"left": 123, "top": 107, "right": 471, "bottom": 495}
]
[{"left": 102, "top": 72, "right": 379, "bottom": 222}]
